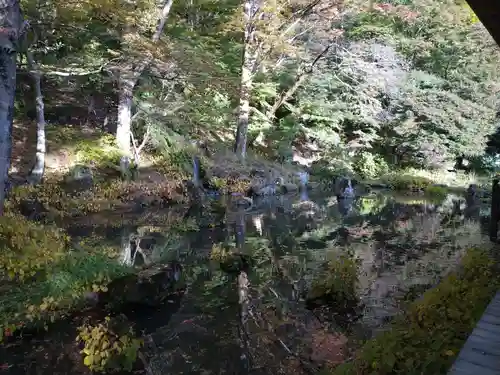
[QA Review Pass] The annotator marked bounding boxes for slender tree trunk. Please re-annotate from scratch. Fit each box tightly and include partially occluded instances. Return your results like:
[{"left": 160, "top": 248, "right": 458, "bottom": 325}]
[
  {"left": 26, "top": 49, "right": 45, "bottom": 184},
  {"left": 116, "top": 0, "right": 174, "bottom": 155},
  {"left": 116, "top": 75, "right": 135, "bottom": 155},
  {"left": 0, "top": 0, "right": 23, "bottom": 214},
  {"left": 234, "top": 0, "right": 260, "bottom": 160},
  {"left": 234, "top": 61, "right": 252, "bottom": 159}
]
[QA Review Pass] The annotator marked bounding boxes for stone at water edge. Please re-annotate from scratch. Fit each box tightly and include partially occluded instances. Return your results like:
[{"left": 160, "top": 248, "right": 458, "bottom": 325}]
[{"left": 95, "top": 263, "right": 183, "bottom": 308}]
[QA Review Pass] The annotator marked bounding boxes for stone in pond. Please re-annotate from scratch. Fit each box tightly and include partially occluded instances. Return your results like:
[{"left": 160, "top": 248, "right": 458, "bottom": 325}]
[{"left": 97, "top": 262, "right": 183, "bottom": 308}]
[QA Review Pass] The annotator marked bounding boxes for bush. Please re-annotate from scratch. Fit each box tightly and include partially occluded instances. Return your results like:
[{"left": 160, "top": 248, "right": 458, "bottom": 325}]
[
  {"left": 424, "top": 185, "right": 448, "bottom": 200},
  {"left": 382, "top": 174, "right": 433, "bottom": 191},
  {"left": 307, "top": 255, "right": 360, "bottom": 311},
  {"left": 0, "top": 217, "right": 131, "bottom": 342},
  {"left": 76, "top": 316, "right": 142, "bottom": 372},
  {"left": 330, "top": 247, "right": 500, "bottom": 375},
  {"left": 353, "top": 152, "right": 390, "bottom": 180},
  {"left": 0, "top": 214, "right": 68, "bottom": 281}
]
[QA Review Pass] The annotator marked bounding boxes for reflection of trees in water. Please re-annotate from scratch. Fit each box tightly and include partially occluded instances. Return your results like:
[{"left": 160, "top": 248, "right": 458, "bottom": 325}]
[{"left": 140, "top": 190, "right": 489, "bottom": 373}]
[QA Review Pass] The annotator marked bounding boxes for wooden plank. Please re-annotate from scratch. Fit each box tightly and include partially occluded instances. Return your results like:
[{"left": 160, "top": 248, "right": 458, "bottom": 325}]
[
  {"left": 481, "top": 313, "right": 500, "bottom": 326},
  {"left": 463, "top": 336, "right": 500, "bottom": 357},
  {"left": 485, "top": 304, "right": 500, "bottom": 316},
  {"left": 458, "top": 348, "right": 500, "bottom": 371},
  {"left": 448, "top": 292, "right": 500, "bottom": 375},
  {"left": 484, "top": 305, "right": 500, "bottom": 316},
  {"left": 469, "top": 327, "right": 500, "bottom": 343},
  {"left": 449, "top": 359, "right": 500, "bottom": 375},
  {"left": 476, "top": 321, "right": 500, "bottom": 334}
]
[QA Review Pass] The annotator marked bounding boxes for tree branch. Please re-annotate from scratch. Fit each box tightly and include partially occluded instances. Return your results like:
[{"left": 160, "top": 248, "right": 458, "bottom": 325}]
[{"left": 267, "top": 43, "right": 332, "bottom": 119}]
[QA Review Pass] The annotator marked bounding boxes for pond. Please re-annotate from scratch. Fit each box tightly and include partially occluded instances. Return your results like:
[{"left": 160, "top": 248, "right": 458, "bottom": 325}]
[{"left": 0, "top": 188, "right": 491, "bottom": 375}]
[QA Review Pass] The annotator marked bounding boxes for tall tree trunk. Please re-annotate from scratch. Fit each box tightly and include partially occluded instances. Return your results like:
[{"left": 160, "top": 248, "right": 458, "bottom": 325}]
[
  {"left": 234, "top": 59, "right": 252, "bottom": 159},
  {"left": 116, "top": 74, "right": 135, "bottom": 155},
  {"left": 0, "top": 0, "right": 23, "bottom": 214},
  {"left": 116, "top": 0, "right": 174, "bottom": 156},
  {"left": 234, "top": 0, "right": 260, "bottom": 160},
  {"left": 26, "top": 49, "right": 45, "bottom": 184}
]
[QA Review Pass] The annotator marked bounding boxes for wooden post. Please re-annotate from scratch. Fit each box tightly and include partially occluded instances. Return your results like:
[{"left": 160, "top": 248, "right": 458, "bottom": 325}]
[{"left": 490, "top": 178, "right": 500, "bottom": 242}]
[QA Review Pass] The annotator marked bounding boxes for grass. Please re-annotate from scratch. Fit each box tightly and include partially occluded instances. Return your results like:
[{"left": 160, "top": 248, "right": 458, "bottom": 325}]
[
  {"left": 370, "top": 167, "right": 492, "bottom": 193},
  {"left": 329, "top": 246, "right": 500, "bottom": 375}
]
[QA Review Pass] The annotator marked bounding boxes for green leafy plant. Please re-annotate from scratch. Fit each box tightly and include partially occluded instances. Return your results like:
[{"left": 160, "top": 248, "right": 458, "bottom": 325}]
[
  {"left": 307, "top": 255, "right": 360, "bottom": 311},
  {"left": 76, "top": 316, "right": 142, "bottom": 372},
  {"left": 424, "top": 185, "right": 448, "bottom": 200}
]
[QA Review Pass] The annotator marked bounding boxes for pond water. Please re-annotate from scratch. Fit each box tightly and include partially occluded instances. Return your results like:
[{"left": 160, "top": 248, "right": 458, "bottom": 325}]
[{"left": 1, "top": 188, "right": 491, "bottom": 375}]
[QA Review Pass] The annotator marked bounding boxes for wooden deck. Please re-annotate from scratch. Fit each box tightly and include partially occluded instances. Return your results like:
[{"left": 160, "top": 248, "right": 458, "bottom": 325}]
[{"left": 448, "top": 292, "right": 500, "bottom": 375}]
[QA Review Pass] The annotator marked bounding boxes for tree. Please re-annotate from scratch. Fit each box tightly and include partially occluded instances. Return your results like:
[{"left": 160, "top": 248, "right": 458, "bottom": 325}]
[
  {"left": 0, "top": 0, "right": 25, "bottom": 214},
  {"left": 115, "top": 0, "right": 175, "bottom": 157}
]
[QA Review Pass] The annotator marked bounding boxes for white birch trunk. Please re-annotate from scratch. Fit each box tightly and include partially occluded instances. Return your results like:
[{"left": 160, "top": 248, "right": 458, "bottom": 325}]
[
  {"left": 26, "top": 50, "right": 46, "bottom": 184},
  {"left": 234, "top": 0, "right": 260, "bottom": 160},
  {"left": 116, "top": 0, "right": 175, "bottom": 156}
]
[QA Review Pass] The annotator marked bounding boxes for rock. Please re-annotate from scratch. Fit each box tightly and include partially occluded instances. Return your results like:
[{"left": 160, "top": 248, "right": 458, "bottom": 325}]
[
  {"left": 280, "top": 183, "right": 299, "bottom": 193},
  {"left": 334, "top": 176, "right": 355, "bottom": 198},
  {"left": 98, "top": 262, "right": 182, "bottom": 308},
  {"left": 252, "top": 184, "right": 277, "bottom": 196},
  {"left": 234, "top": 195, "right": 253, "bottom": 208},
  {"left": 63, "top": 164, "right": 94, "bottom": 193}
]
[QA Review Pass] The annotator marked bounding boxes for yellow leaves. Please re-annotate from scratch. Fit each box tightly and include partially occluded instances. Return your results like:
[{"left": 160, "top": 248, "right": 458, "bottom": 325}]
[{"left": 76, "top": 318, "right": 141, "bottom": 372}]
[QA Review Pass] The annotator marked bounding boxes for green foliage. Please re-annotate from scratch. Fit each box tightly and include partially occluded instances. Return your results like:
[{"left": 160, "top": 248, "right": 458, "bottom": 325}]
[
  {"left": 76, "top": 316, "right": 142, "bottom": 372},
  {"left": 424, "top": 185, "right": 448, "bottom": 200},
  {"left": 381, "top": 173, "right": 433, "bottom": 191},
  {"left": 307, "top": 255, "right": 359, "bottom": 310},
  {"left": 74, "top": 134, "right": 123, "bottom": 171},
  {"left": 353, "top": 152, "right": 389, "bottom": 180},
  {"left": 0, "top": 214, "right": 69, "bottom": 281},
  {"left": 0, "top": 221, "right": 131, "bottom": 342},
  {"left": 331, "top": 247, "right": 500, "bottom": 375}
]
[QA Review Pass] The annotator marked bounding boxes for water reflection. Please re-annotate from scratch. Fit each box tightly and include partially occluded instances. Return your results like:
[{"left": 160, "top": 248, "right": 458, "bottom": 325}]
[{"left": 5, "top": 190, "right": 491, "bottom": 375}]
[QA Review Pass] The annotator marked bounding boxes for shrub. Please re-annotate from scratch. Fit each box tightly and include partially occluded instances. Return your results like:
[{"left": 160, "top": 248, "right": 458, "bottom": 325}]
[
  {"left": 307, "top": 255, "right": 360, "bottom": 311},
  {"left": 382, "top": 174, "right": 433, "bottom": 191},
  {"left": 424, "top": 185, "right": 448, "bottom": 200},
  {"left": 353, "top": 152, "right": 390, "bottom": 180},
  {"left": 76, "top": 316, "right": 142, "bottom": 372},
  {"left": 0, "top": 214, "right": 68, "bottom": 281},
  {"left": 330, "top": 247, "right": 500, "bottom": 375}
]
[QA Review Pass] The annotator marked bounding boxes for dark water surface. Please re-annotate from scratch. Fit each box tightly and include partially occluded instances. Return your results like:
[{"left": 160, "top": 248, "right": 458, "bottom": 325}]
[{"left": 0, "top": 189, "right": 490, "bottom": 375}]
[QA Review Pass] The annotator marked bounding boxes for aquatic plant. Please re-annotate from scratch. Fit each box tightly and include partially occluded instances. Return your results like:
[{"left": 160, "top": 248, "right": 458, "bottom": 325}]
[{"left": 76, "top": 316, "right": 142, "bottom": 372}]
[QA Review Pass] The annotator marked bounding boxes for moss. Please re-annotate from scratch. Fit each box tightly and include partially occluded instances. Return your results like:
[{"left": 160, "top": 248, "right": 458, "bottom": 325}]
[
  {"left": 330, "top": 247, "right": 500, "bottom": 375},
  {"left": 74, "top": 134, "right": 123, "bottom": 172}
]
